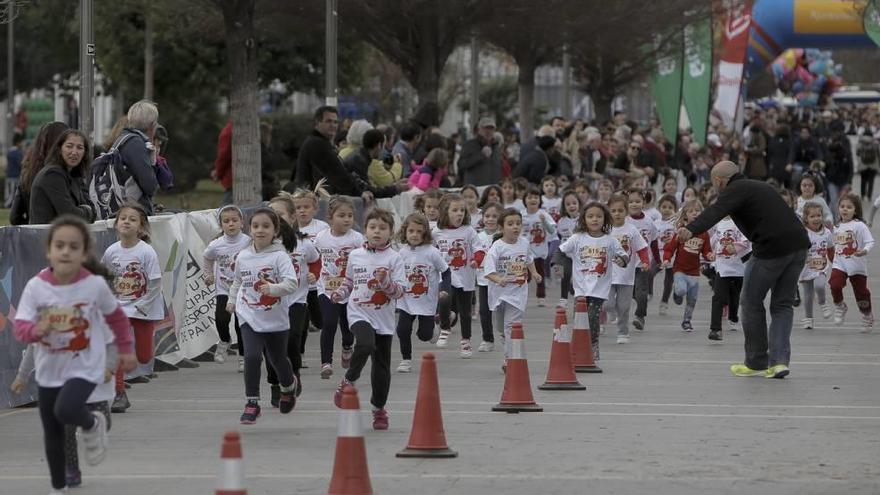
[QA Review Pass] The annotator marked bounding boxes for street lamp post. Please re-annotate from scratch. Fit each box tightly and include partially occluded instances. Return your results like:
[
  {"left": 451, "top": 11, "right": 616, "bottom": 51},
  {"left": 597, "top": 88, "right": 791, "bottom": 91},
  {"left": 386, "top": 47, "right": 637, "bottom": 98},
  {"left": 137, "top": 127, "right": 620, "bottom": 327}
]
[
  {"left": 325, "top": 0, "right": 337, "bottom": 106},
  {"left": 79, "top": 0, "right": 94, "bottom": 139}
]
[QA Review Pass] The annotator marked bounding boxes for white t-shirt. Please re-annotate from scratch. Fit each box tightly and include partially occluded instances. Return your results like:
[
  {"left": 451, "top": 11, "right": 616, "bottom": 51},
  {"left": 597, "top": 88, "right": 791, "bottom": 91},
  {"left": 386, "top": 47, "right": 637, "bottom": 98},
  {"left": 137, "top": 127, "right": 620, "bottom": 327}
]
[
  {"left": 345, "top": 246, "right": 406, "bottom": 335},
  {"left": 504, "top": 199, "right": 526, "bottom": 213},
  {"left": 433, "top": 225, "right": 478, "bottom": 291},
  {"left": 521, "top": 210, "right": 557, "bottom": 259},
  {"left": 232, "top": 245, "right": 297, "bottom": 333},
  {"left": 397, "top": 244, "right": 449, "bottom": 316},
  {"left": 484, "top": 237, "right": 533, "bottom": 311},
  {"left": 473, "top": 230, "right": 496, "bottom": 286},
  {"left": 654, "top": 218, "right": 676, "bottom": 256},
  {"left": 314, "top": 229, "right": 365, "bottom": 301},
  {"left": 102, "top": 240, "right": 164, "bottom": 320},
  {"left": 557, "top": 216, "right": 578, "bottom": 244},
  {"left": 89, "top": 323, "right": 116, "bottom": 403},
  {"left": 298, "top": 219, "right": 329, "bottom": 290},
  {"left": 204, "top": 233, "right": 251, "bottom": 296},
  {"left": 286, "top": 237, "right": 320, "bottom": 305},
  {"left": 542, "top": 196, "right": 563, "bottom": 222},
  {"left": 644, "top": 207, "right": 662, "bottom": 223},
  {"left": 559, "top": 233, "right": 626, "bottom": 300},
  {"left": 801, "top": 227, "right": 834, "bottom": 281},
  {"left": 610, "top": 223, "right": 648, "bottom": 286},
  {"left": 832, "top": 220, "right": 875, "bottom": 276},
  {"left": 16, "top": 272, "right": 118, "bottom": 387},
  {"left": 627, "top": 214, "right": 657, "bottom": 263},
  {"left": 469, "top": 211, "right": 483, "bottom": 232},
  {"left": 710, "top": 218, "right": 750, "bottom": 278}
]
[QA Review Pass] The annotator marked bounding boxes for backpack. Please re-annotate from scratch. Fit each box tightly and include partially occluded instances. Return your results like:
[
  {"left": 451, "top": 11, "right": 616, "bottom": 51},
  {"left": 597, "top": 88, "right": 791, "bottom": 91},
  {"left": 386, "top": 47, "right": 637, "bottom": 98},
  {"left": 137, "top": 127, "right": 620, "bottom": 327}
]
[
  {"left": 858, "top": 142, "right": 877, "bottom": 165},
  {"left": 88, "top": 132, "right": 139, "bottom": 220}
]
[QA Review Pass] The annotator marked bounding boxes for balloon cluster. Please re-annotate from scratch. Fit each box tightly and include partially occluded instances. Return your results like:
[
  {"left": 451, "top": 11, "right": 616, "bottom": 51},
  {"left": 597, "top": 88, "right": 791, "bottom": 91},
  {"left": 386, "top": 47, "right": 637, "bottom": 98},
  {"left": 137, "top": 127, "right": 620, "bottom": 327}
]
[{"left": 770, "top": 48, "right": 843, "bottom": 107}]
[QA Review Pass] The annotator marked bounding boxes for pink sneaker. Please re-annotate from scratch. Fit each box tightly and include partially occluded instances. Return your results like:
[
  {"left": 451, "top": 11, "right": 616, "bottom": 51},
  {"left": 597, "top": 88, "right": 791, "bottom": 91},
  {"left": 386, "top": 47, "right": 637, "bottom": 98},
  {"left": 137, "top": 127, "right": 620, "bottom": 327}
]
[{"left": 372, "top": 409, "right": 389, "bottom": 430}]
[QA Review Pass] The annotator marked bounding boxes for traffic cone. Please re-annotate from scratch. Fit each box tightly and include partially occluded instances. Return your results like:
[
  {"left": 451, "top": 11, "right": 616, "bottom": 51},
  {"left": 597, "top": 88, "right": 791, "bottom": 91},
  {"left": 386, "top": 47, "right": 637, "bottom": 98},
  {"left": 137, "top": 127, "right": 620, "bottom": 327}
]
[
  {"left": 492, "top": 322, "right": 543, "bottom": 413},
  {"left": 328, "top": 385, "right": 373, "bottom": 495},
  {"left": 397, "top": 353, "right": 458, "bottom": 458},
  {"left": 216, "top": 431, "right": 246, "bottom": 495},
  {"left": 539, "top": 307, "right": 586, "bottom": 390},
  {"left": 571, "top": 297, "right": 602, "bottom": 373}
]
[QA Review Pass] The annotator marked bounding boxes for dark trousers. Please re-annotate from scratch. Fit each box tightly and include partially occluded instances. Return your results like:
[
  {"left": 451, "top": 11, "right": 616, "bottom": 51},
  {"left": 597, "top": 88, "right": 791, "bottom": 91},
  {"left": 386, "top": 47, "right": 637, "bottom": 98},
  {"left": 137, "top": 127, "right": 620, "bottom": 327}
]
[
  {"left": 241, "top": 323, "right": 294, "bottom": 398},
  {"left": 38, "top": 379, "right": 98, "bottom": 489},
  {"left": 216, "top": 295, "right": 244, "bottom": 356},
  {"left": 660, "top": 267, "right": 674, "bottom": 303},
  {"left": 711, "top": 275, "right": 743, "bottom": 331},
  {"left": 740, "top": 249, "right": 806, "bottom": 369},
  {"left": 64, "top": 401, "right": 111, "bottom": 475},
  {"left": 478, "top": 285, "right": 494, "bottom": 342},
  {"left": 559, "top": 255, "right": 573, "bottom": 300},
  {"left": 829, "top": 269, "right": 873, "bottom": 313},
  {"left": 633, "top": 268, "right": 651, "bottom": 319},
  {"left": 860, "top": 169, "right": 877, "bottom": 199},
  {"left": 319, "top": 294, "right": 353, "bottom": 365},
  {"left": 534, "top": 257, "right": 546, "bottom": 298},
  {"left": 396, "top": 310, "right": 435, "bottom": 360},
  {"left": 438, "top": 286, "right": 474, "bottom": 339},
  {"left": 303, "top": 289, "right": 322, "bottom": 350},
  {"left": 345, "top": 321, "right": 392, "bottom": 409},
  {"left": 586, "top": 296, "right": 604, "bottom": 344},
  {"left": 267, "top": 303, "right": 307, "bottom": 384}
]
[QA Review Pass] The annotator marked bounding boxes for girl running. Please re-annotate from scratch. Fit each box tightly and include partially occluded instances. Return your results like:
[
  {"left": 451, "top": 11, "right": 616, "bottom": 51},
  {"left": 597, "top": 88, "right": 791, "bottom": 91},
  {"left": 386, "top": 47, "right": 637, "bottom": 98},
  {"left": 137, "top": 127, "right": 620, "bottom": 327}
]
[
  {"left": 227, "top": 207, "right": 299, "bottom": 424},
  {"left": 291, "top": 188, "right": 330, "bottom": 336},
  {"left": 554, "top": 190, "right": 582, "bottom": 309},
  {"left": 460, "top": 184, "right": 483, "bottom": 231},
  {"left": 830, "top": 193, "right": 875, "bottom": 332},
  {"left": 596, "top": 179, "right": 613, "bottom": 205},
  {"left": 395, "top": 213, "right": 449, "bottom": 373},
  {"left": 626, "top": 189, "right": 658, "bottom": 332},
  {"left": 204, "top": 205, "right": 251, "bottom": 370},
  {"left": 541, "top": 175, "right": 562, "bottom": 221},
  {"left": 800, "top": 202, "right": 834, "bottom": 329},
  {"left": 501, "top": 177, "right": 525, "bottom": 212},
  {"left": 708, "top": 215, "right": 750, "bottom": 340},
  {"left": 102, "top": 203, "right": 164, "bottom": 413},
  {"left": 434, "top": 193, "right": 479, "bottom": 357},
  {"left": 795, "top": 174, "right": 833, "bottom": 225},
  {"left": 414, "top": 189, "right": 443, "bottom": 230},
  {"left": 14, "top": 215, "right": 137, "bottom": 494},
  {"left": 654, "top": 194, "right": 678, "bottom": 316},
  {"left": 607, "top": 194, "right": 649, "bottom": 344},
  {"left": 662, "top": 199, "right": 715, "bottom": 332},
  {"left": 314, "top": 197, "right": 364, "bottom": 379},
  {"left": 521, "top": 186, "right": 557, "bottom": 307},
  {"left": 474, "top": 202, "right": 502, "bottom": 352},
  {"left": 331, "top": 208, "right": 406, "bottom": 430}
]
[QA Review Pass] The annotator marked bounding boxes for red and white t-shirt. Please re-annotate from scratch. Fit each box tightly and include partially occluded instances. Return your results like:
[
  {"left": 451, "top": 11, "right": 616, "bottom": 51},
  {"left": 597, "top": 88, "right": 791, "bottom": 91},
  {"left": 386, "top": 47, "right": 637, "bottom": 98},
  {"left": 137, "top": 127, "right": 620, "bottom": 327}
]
[
  {"left": 474, "top": 230, "right": 496, "bottom": 286},
  {"left": 801, "top": 227, "right": 834, "bottom": 281},
  {"left": 627, "top": 213, "right": 657, "bottom": 263},
  {"left": 433, "top": 225, "right": 478, "bottom": 291},
  {"left": 484, "top": 237, "right": 533, "bottom": 311},
  {"left": 230, "top": 244, "right": 297, "bottom": 333},
  {"left": 542, "top": 196, "right": 563, "bottom": 222},
  {"left": 610, "top": 223, "right": 648, "bottom": 286},
  {"left": 710, "top": 218, "right": 750, "bottom": 278},
  {"left": 397, "top": 244, "right": 448, "bottom": 316},
  {"left": 203, "top": 233, "right": 251, "bottom": 296},
  {"left": 556, "top": 216, "right": 578, "bottom": 244},
  {"left": 286, "top": 238, "right": 320, "bottom": 305},
  {"left": 298, "top": 219, "right": 329, "bottom": 290},
  {"left": 344, "top": 246, "right": 406, "bottom": 335},
  {"left": 102, "top": 240, "right": 164, "bottom": 320},
  {"left": 653, "top": 218, "right": 676, "bottom": 256},
  {"left": 520, "top": 210, "right": 557, "bottom": 259},
  {"left": 559, "top": 233, "right": 626, "bottom": 299},
  {"left": 314, "top": 229, "right": 365, "bottom": 301},
  {"left": 832, "top": 220, "right": 874, "bottom": 276}
]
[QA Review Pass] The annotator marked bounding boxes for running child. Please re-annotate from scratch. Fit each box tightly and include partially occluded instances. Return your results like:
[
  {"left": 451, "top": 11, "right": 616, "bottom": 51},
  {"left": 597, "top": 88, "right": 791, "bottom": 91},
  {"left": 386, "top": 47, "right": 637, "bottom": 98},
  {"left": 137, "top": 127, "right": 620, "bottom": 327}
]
[
  {"left": 607, "top": 194, "right": 650, "bottom": 344},
  {"left": 291, "top": 188, "right": 330, "bottom": 336},
  {"left": 596, "top": 179, "right": 613, "bottom": 205},
  {"left": 830, "top": 193, "right": 875, "bottom": 332},
  {"left": 14, "top": 215, "right": 137, "bottom": 494},
  {"left": 554, "top": 190, "right": 582, "bottom": 309},
  {"left": 501, "top": 177, "right": 525, "bottom": 212},
  {"left": 654, "top": 194, "right": 678, "bottom": 316},
  {"left": 795, "top": 174, "right": 833, "bottom": 224},
  {"left": 474, "top": 202, "right": 502, "bottom": 352},
  {"left": 331, "top": 208, "right": 406, "bottom": 430},
  {"left": 460, "top": 184, "right": 483, "bottom": 231},
  {"left": 521, "top": 186, "right": 557, "bottom": 307},
  {"left": 395, "top": 213, "right": 449, "bottom": 372},
  {"left": 203, "top": 205, "right": 251, "bottom": 370},
  {"left": 626, "top": 189, "right": 658, "bottom": 331},
  {"left": 101, "top": 203, "right": 164, "bottom": 413},
  {"left": 414, "top": 189, "right": 443, "bottom": 230},
  {"left": 484, "top": 208, "right": 542, "bottom": 368},
  {"left": 708, "top": 215, "right": 750, "bottom": 340},
  {"left": 314, "top": 196, "right": 364, "bottom": 378},
  {"left": 542, "top": 175, "right": 562, "bottom": 221},
  {"left": 662, "top": 199, "right": 715, "bottom": 332},
  {"left": 478, "top": 184, "right": 503, "bottom": 210},
  {"left": 800, "top": 202, "right": 834, "bottom": 329},
  {"left": 227, "top": 207, "right": 299, "bottom": 424}
]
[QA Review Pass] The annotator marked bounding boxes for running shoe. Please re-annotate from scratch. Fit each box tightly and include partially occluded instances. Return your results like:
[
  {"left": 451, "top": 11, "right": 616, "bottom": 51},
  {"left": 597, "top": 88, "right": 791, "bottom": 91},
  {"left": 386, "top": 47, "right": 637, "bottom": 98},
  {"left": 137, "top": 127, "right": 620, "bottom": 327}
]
[
  {"left": 459, "top": 339, "right": 473, "bottom": 358},
  {"left": 802, "top": 317, "right": 813, "bottom": 330},
  {"left": 673, "top": 293, "right": 683, "bottom": 305},
  {"left": 279, "top": 379, "right": 297, "bottom": 414},
  {"left": 861, "top": 312, "right": 874, "bottom": 334},
  {"left": 110, "top": 391, "right": 130, "bottom": 413},
  {"left": 659, "top": 302, "right": 668, "bottom": 316},
  {"left": 681, "top": 320, "right": 693, "bottom": 332},
  {"left": 708, "top": 329, "right": 722, "bottom": 341},
  {"left": 632, "top": 317, "right": 645, "bottom": 331},
  {"left": 616, "top": 335, "right": 630, "bottom": 344},
  {"left": 320, "top": 363, "right": 333, "bottom": 379},
  {"left": 477, "top": 341, "right": 494, "bottom": 352},
  {"left": 834, "top": 303, "right": 847, "bottom": 324},
  {"left": 239, "top": 401, "right": 261, "bottom": 424},
  {"left": 81, "top": 412, "right": 108, "bottom": 466},
  {"left": 821, "top": 304, "right": 832, "bottom": 320},
  {"left": 65, "top": 468, "right": 81, "bottom": 487},
  {"left": 214, "top": 342, "right": 229, "bottom": 363},
  {"left": 436, "top": 329, "right": 451, "bottom": 348},
  {"left": 537, "top": 298, "right": 546, "bottom": 307},
  {"left": 730, "top": 363, "right": 767, "bottom": 377},
  {"left": 372, "top": 409, "right": 389, "bottom": 430},
  {"left": 728, "top": 320, "right": 740, "bottom": 332},
  {"left": 340, "top": 346, "right": 353, "bottom": 369},
  {"left": 765, "top": 364, "right": 790, "bottom": 379},
  {"left": 396, "top": 359, "right": 412, "bottom": 373}
]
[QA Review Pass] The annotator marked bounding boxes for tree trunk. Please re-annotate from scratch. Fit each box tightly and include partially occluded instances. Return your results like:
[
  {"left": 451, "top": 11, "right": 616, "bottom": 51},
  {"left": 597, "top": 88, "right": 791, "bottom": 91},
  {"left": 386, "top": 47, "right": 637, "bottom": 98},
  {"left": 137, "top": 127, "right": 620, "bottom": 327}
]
[
  {"left": 414, "top": 22, "right": 439, "bottom": 105},
  {"left": 592, "top": 93, "right": 613, "bottom": 124},
  {"left": 143, "top": 13, "right": 154, "bottom": 100},
  {"left": 518, "top": 57, "right": 536, "bottom": 141},
  {"left": 218, "top": 0, "right": 261, "bottom": 206}
]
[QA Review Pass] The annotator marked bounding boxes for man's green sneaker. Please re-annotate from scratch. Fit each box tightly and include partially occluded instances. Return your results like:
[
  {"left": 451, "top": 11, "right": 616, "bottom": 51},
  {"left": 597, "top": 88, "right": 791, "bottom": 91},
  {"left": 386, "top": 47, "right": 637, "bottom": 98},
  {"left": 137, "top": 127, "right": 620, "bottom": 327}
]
[
  {"left": 765, "top": 364, "right": 790, "bottom": 379},
  {"left": 730, "top": 363, "right": 767, "bottom": 377}
]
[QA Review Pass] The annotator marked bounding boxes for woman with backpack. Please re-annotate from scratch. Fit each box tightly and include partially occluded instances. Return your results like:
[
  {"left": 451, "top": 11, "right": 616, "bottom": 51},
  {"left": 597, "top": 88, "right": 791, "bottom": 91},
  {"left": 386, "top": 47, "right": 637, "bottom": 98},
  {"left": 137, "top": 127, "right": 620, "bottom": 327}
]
[
  {"left": 856, "top": 134, "right": 879, "bottom": 201},
  {"left": 28, "top": 129, "right": 96, "bottom": 225}
]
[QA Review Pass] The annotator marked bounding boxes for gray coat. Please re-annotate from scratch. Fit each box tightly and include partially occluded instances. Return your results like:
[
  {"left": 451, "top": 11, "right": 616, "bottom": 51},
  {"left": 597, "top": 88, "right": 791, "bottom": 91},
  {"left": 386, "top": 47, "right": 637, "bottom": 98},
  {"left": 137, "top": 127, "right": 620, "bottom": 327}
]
[{"left": 458, "top": 137, "right": 502, "bottom": 186}]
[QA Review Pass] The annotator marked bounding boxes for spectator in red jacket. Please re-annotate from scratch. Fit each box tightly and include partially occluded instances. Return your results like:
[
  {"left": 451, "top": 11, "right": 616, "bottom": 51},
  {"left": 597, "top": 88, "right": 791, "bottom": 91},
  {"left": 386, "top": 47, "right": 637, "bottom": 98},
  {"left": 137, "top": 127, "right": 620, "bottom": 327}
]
[{"left": 213, "top": 121, "right": 233, "bottom": 206}]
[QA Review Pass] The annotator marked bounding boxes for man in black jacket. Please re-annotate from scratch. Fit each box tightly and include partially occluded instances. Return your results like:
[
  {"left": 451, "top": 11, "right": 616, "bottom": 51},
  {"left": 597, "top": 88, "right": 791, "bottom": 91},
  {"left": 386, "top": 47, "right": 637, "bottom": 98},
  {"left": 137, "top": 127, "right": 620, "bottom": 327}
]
[
  {"left": 291, "top": 106, "right": 358, "bottom": 195},
  {"left": 677, "top": 161, "right": 809, "bottom": 379},
  {"left": 514, "top": 135, "right": 554, "bottom": 184},
  {"left": 343, "top": 129, "right": 409, "bottom": 198}
]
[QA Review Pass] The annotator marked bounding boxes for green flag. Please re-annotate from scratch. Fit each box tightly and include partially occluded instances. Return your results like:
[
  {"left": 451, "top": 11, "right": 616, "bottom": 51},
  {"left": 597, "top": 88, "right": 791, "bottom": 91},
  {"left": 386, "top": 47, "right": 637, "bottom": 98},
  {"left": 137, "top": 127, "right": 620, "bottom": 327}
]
[
  {"left": 650, "top": 37, "right": 683, "bottom": 147},
  {"left": 681, "top": 19, "right": 712, "bottom": 146},
  {"left": 864, "top": 0, "right": 880, "bottom": 46}
]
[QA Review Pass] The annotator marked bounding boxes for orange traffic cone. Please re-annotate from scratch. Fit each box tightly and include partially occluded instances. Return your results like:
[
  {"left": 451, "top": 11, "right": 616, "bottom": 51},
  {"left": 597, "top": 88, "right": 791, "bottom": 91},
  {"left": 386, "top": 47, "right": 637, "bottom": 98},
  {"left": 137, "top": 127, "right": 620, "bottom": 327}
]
[
  {"left": 493, "top": 322, "right": 543, "bottom": 413},
  {"left": 328, "top": 385, "right": 373, "bottom": 495},
  {"left": 397, "top": 353, "right": 458, "bottom": 458},
  {"left": 571, "top": 297, "right": 602, "bottom": 373},
  {"left": 216, "top": 431, "right": 246, "bottom": 495},
  {"left": 539, "top": 307, "right": 585, "bottom": 390}
]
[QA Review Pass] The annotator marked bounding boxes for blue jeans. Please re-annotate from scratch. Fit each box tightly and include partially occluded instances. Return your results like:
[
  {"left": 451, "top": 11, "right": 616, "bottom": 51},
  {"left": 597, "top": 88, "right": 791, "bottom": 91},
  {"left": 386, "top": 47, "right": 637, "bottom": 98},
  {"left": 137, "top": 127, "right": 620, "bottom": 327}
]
[
  {"left": 740, "top": 249, "right": 807, "bottom": 369},
  {"left": 673, "top": 272, "right": 699, "bottom": 322}
]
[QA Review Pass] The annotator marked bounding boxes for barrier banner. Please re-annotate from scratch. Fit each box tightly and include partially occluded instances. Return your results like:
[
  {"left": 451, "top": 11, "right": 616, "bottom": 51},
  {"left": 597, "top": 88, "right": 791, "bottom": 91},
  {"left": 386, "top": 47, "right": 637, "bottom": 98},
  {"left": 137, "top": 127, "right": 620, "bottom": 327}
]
[
  {"left": 682, "top": 17, "right": 714, "bottom": 146},
  {"left": 711, "top": 0, "right": 753, "bottom": 129},
  {"left": 649, "top": 35, "right": 684, "bottom": 146}
]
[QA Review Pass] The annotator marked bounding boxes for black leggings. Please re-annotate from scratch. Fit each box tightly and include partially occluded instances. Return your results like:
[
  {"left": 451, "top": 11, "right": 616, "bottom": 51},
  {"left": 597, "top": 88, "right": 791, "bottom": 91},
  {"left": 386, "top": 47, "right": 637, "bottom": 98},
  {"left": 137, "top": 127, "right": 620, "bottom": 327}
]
[
  {"left": 39, "top": 379, "right": 98, "bottom": 489},
  {"left": 319, "top": 294, "right": 353, "bottom": 365},
  {"left": 860, "top": 169, "right": 877, "bottom": 199},
  {"left": 65, "top": 401, "right": 111, "bottom": 475},
  {"left": 660, "top": 268, "right": 674, "bottom": 304},
  {"left": 559, "top": 254, "right": 573, "bottom": 300},
  {"left": 710, "top": 275, "right": 743, "bottom": 331},
  {"left": 216, "top": 295, "right": 243, "bottom": 356},
  {"left": 633, "top": 268, "right": 651, "bottom": 319},
  {"left": 241, "top": 323, "right": 294, "bottom": 398},
  {"left": 267, "top": 303, "right": 307, "bottom": 384},
  {"left": 396, "top": 310, "right": 435, "bottom": 360},
  {"left": 303, "top": 289, "right": 322, "bottom": 351},
  {"left": 586, "top": 296, "right": 604, "bottom": 344},
  {"left": 478, "top": 285, "right": 494, "bottom": 342},
  {"left": 345, "top": 321, "right": 393, "bottom": 409},
  {"left": 438, "top": 286, "right": 474, "bottom": 339}
]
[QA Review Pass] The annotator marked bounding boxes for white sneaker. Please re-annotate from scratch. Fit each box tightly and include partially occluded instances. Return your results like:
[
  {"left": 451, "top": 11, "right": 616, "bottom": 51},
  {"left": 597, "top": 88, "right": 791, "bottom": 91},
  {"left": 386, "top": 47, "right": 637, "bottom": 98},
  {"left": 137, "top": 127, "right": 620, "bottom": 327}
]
[
  {"left": 599, "top": 325, "right": 606, "bottom": 336},
  {"left": 834, "top": 303, "right": 847, "bottom": 324},
  {"left": 81, "top": 411, "right": 108, "bottom": 466},
  {"left": 608, "top": 316, "right": 618, "bottom": 325},
  {"left": 821, "top": 304, "right": 833, "bottom": 319},
  {"left": 616, "top": 335, "right": 630, "bottom": 344},
  {"left": 238, "top": 358, "right": 244, "bottom": 373},
  {"left": 459, "top": 339, "right": 473, "bottom": 358},
  {"left": 802, "top": 317, "right": 813, "bottom": 329},
  {"left": 436, "top": 330, "right": 451, "bottom": 348},
  {"left": 537, "top": 298, "right": 546, "bottom": 307},
  {"left": 558, "top": 298, "right": 568, "bottom": 308},
  {"left": 728, "top": 320, "right": 740, "bottom": 332},
  {"left": 477, "top": 341, "right": 494, "bottom": 352},
  {"left": 214, "top": 342, "right": 229, "bottom": 363},
  {"left": 396, "top": 359, "right": 412, "bottom": 373},
  {"left": 659, "top": 302, "right": 668, "bottom": 316},
  {"left": 861, "top": 313, "right": 874, "bottom": 334}
]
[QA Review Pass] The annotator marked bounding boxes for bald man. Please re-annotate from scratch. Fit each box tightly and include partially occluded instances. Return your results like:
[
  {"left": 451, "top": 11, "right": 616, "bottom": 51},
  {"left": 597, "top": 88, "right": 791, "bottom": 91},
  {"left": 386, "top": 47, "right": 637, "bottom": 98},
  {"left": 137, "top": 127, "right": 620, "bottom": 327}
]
[{"left": 677, "top": 161, "right": 809, "bottom": 379}]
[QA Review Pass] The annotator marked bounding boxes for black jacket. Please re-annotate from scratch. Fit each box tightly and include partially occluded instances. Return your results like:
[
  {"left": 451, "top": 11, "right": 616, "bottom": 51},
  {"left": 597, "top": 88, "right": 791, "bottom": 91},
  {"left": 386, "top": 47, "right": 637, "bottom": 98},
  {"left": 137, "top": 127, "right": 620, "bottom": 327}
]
[
  {"left": 118, "top": 129, "right": 159, "bottom": 215},
  {"left": 686, "top": 174, "right": 809, "bottom": 259},
  {"left": 513, "top": 148, "right": 548, "bottom": 184},
  {"left": 29, "top": 164, "right": 95, "bottom": 225},
  {"left": 823, "top": 139, "right": 854, "bottom": 186},
  {"left": 292, "top": 130, "right": 358, "bottom": 195}
]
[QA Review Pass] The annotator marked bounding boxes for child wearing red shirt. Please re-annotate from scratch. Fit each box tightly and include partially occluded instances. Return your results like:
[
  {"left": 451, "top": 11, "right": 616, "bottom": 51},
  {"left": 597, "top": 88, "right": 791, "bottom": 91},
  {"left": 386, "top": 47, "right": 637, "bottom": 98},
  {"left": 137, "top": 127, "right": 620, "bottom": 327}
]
[{"left": 663, "top": 199, "right": 715, "bottom": 332}]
